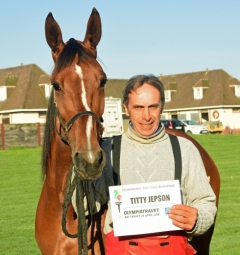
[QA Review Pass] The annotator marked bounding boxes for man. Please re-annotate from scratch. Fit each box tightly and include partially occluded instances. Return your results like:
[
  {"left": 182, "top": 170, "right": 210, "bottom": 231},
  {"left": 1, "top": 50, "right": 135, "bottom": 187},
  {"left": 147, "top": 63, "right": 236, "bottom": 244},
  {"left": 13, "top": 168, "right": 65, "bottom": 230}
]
[{"left": 93, "top": 75, "right": 217, "bottom": 254}]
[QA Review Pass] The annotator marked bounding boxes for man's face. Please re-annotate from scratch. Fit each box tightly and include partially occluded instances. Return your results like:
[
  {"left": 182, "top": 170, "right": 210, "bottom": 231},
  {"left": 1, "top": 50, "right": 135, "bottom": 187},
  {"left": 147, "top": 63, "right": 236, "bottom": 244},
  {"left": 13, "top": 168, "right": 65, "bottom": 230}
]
[{"left": 123, "top": 83, "right": 162, "bottom": 137}]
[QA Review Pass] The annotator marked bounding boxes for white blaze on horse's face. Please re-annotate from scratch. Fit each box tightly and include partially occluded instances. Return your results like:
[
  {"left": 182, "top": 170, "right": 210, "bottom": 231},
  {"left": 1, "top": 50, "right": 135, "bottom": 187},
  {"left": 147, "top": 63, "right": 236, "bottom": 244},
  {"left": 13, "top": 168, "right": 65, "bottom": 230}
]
[{"left": 75, "top": 64, "right": 94, "bottom": 162}]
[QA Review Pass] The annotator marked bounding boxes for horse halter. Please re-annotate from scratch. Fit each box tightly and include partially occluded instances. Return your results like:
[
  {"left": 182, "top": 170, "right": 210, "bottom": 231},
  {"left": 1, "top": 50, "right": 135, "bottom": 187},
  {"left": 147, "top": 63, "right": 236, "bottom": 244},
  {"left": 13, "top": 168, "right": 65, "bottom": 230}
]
[{"left": 54, "top": 106, "right": 103, "bottom": 144}]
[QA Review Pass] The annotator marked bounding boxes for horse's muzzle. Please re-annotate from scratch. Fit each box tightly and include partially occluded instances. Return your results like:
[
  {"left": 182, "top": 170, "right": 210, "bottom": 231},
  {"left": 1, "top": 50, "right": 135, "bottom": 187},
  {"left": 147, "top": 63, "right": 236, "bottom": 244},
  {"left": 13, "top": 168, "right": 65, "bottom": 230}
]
[{"left": 72, "top": 149, "right": 106, "bottom": 181}]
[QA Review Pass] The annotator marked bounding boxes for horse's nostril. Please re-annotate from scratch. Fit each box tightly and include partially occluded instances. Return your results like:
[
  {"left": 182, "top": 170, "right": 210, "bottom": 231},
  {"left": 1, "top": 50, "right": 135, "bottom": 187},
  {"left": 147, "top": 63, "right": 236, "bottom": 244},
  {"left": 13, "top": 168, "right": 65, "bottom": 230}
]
[
  {"left": 73, "top": 152, "right": 81, "bottom": 165},
  {"left": 97, "top": 151, "right": 103, "bottom": 165}
]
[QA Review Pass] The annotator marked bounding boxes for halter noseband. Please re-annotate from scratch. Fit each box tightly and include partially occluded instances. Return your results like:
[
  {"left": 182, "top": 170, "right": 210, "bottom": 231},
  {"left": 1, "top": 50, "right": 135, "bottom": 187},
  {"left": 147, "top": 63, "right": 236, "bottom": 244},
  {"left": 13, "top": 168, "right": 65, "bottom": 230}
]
[{"left": 55, "top": 107, "right": 103, "bottom": 144}]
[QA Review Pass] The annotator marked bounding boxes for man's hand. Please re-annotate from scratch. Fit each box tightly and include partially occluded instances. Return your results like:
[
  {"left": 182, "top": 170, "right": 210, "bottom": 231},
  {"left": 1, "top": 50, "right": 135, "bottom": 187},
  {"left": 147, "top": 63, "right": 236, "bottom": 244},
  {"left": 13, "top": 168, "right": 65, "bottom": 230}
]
[{"left": 168, "top": 204, "right": 198, "bottom": 231}]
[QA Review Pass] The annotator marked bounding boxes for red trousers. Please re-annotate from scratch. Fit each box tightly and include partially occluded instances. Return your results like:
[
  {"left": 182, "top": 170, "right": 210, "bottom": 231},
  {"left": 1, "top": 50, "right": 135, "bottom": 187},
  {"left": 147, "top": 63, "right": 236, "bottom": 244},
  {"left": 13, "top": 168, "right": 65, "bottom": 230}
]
[{"left": 105, "top": 230, "right": 197, "bottom": 255}]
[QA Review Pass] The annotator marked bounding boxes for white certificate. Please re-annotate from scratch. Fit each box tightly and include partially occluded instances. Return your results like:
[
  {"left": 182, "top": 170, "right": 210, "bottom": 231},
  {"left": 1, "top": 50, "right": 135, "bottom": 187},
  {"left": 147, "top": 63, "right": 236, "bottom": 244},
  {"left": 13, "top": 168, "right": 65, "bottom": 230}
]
[{"left": 109, "top": 180, "right": 182, "bottom": 236}]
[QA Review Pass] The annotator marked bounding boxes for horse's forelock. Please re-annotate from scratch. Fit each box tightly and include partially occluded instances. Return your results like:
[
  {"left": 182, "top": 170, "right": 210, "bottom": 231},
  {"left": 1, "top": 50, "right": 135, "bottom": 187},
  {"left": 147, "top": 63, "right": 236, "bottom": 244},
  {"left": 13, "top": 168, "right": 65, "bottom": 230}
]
[{"left": 54, "top": 38, "right": 92, "bottom": 73}]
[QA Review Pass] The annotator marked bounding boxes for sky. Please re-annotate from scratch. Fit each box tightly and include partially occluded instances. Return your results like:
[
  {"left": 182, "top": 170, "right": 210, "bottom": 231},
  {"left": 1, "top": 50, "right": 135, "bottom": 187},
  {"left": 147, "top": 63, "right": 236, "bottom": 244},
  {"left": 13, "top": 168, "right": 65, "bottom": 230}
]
[{"left": 1, "top": 0, "right": 240, "bottom": 80}]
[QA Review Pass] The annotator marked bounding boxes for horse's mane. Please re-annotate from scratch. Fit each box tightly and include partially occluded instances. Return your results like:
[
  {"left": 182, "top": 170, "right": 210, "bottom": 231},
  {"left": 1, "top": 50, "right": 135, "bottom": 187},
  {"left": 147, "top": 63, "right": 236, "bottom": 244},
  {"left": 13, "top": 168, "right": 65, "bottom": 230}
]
[
  {"left": 41, "top": 38, "right": 94, "bottom": 179},
  {"left": 41, "top": 90, "right": 55, "bottom": 179}
]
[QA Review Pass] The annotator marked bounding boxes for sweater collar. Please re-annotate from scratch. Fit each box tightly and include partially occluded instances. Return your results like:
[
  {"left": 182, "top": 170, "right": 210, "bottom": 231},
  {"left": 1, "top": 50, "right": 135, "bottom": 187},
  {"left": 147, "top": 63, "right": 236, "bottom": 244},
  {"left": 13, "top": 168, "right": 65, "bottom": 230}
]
[{"left": 126, "top": 122, "right": 168, "bottom": 144}]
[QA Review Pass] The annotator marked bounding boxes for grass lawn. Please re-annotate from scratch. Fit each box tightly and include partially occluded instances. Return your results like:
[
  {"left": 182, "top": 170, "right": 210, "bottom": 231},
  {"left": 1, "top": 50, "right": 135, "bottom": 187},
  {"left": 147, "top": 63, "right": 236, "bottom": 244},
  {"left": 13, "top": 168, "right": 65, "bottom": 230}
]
[
  {"left": 0, "top": 134, "right": 239, "bottom": 254},
  {"left": 0, "top": 147, "right": 42, "bottom": 255},
  {"left": 192, "top": 134, "right": 240, "bottom": 255}
]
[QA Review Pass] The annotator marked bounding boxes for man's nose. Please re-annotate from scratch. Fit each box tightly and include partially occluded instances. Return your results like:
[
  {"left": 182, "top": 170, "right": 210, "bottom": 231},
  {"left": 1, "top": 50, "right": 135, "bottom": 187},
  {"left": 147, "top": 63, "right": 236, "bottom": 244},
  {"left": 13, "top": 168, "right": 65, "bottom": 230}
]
[{"left": 142, "top": 108, "right": 150, "bottom": 120}]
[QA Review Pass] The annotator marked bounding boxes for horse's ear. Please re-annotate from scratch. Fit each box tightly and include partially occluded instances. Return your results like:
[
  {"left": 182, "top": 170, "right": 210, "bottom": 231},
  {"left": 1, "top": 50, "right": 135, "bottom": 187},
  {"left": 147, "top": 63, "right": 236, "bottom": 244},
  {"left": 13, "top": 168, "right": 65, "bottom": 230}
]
[
  {"left": 83, "top": 8, "right": 102, "bottom": 56},
  {"left": 45, "top": 13, "right": 64, "bottom": 57}
]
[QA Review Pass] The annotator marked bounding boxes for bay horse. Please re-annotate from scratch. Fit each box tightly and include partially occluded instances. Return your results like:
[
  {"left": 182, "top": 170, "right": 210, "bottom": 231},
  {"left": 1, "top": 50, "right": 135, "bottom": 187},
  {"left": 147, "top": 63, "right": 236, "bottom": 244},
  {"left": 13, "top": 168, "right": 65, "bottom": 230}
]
[
  {"left": 35, "top": 8, "right": 220, "bottom": 255},
  {"left": 35, "top": 8, "right": 108, "bottom": 255}
]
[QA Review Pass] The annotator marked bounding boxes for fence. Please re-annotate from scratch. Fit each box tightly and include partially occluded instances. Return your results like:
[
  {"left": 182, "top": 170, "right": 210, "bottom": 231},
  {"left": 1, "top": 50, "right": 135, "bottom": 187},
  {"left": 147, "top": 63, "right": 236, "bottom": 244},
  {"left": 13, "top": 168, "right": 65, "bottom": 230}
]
[
  {"left": 0, "top": 123, "right": 45, "bottom": 150},
  {"left": 1, "top": 122, "right": 240, "bottom": 150}
]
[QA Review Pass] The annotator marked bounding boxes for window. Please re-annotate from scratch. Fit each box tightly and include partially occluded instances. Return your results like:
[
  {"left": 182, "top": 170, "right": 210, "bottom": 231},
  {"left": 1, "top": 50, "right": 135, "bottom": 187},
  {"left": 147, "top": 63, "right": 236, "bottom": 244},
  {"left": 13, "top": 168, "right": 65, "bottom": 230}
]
[
  {"left": 0, "top": 86, "right": 7, "bottom": 101},
  {"left": 178, "top": 114, "right": 186, "bottom": 120},
  {"left": 235, "top": 85, "right": 240, "bottom": 97},
  {"left": 39, "top": 112, "right": 46, "bottom": 118},
  {"left": 44, "top": 84, "right": 53, "bottom": 99},
  {"left": 232, "top": 108, "right": 240, "bottom": 113},
  {"left": 1, "top": 114, "right": 10, "bottom": 124},
  {"left": 229, "top": 84, "right": 240, "bottom": 98},
  {"left": 190, "top": 113, "right": 199, "bottom": 122},
  {"left": 164, "top": 90, "right": 171, "bottom": 102},
  {"left": 193, "top": 88, "right": 203, "bottom": 99}
]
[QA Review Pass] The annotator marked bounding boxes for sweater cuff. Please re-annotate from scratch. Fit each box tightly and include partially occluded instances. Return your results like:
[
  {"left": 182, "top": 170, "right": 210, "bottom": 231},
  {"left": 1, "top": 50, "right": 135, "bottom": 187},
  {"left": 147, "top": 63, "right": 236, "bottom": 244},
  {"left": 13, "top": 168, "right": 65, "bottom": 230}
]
[{"left": 186, "top": 214, "right": 198, "bottom": 234}]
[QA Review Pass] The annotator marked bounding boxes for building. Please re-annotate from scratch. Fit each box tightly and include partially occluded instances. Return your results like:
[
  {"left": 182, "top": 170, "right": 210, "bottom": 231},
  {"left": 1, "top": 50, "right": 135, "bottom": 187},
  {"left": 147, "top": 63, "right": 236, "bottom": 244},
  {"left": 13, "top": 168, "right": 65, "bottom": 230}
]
[
  {"left": 0, "top": 64, "right": 50, "bottom": 124},
  {"left": 1, "top": 64, "right": 239, "bottom": 131},
  {"left": 159, "top": 69, "right": 240, "bottom": 130}
]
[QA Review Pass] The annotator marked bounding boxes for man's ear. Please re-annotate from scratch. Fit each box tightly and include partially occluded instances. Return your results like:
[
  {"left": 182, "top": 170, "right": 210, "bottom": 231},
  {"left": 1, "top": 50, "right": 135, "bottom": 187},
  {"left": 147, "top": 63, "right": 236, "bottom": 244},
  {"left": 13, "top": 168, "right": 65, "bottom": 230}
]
[{"left": 123, "top": 104, "right": 130, "bottom": 116}]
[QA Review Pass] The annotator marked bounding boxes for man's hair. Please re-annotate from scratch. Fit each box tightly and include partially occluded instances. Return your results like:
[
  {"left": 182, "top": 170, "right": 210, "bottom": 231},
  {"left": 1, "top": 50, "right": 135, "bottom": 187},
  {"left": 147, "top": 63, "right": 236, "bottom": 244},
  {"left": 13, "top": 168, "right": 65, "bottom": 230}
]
[{"left": 122, "top": 74, "right": 165, "bottom": 109}]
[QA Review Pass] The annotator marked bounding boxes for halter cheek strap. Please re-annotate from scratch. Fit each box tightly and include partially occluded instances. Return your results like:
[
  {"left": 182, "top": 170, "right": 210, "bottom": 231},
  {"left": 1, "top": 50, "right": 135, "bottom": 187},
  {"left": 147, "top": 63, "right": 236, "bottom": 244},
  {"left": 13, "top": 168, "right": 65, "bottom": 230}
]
[{"left": 54, "top": 107, "right": 103, "bottom": 144}]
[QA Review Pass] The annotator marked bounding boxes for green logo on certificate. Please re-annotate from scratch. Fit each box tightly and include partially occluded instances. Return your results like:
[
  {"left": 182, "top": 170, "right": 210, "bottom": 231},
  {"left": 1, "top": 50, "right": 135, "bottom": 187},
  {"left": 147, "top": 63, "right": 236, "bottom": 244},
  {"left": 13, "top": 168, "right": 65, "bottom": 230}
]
[{"left": 113, "top": 190, "right": 122, "bottom": 212}]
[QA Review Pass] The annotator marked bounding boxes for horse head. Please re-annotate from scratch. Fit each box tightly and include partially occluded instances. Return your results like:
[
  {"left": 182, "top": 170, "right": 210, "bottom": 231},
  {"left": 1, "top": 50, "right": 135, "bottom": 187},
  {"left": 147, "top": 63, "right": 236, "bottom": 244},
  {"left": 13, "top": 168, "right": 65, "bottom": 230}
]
[{"left": 45, "top": 8, "right": 106, "bottom": 181}]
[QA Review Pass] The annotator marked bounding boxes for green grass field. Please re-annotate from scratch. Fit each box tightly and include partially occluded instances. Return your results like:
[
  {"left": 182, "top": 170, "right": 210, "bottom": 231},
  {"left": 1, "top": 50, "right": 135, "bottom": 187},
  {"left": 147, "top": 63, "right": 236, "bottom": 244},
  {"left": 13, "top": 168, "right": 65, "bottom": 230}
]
[
  {"left": 0, "top": 135, "right": 239, "bottom": 254},
  {"left": 0, "top": 147, "right": 42, "bottom": 255},
  {"left": 193, "top": 135, "right": 240, "bottom": 255}
]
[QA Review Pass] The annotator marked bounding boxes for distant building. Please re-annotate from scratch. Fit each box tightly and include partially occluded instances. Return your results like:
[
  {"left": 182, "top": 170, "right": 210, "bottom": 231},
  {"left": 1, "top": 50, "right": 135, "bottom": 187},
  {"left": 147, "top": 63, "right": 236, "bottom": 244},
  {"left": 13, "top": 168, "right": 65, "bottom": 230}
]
[
  {"left": 0, "top": 64, "right": 50, "bottom": 124},
  {"left": 159, "top": 69, "right": 240, "bottom": 129},
  {"left": 1, "top": 65, "right": 240, "bottom": 131}
]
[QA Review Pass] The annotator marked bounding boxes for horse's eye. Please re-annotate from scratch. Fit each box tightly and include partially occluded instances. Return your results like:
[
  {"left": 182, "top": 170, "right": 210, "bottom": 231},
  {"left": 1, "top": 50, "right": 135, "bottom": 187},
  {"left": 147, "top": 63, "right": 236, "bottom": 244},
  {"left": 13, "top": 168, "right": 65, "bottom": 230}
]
[
  {"left": 52, "top": 82, "right": 61, "bottom": 91},
  {"left": 100, "top": 78, "right": 107, "bottom": 88}
]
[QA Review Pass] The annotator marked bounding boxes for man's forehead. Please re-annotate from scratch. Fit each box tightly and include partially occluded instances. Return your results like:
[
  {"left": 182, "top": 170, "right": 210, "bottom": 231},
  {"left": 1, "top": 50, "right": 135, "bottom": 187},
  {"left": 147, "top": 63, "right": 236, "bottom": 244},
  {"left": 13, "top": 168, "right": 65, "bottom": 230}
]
[
  {"left": 128, "top": 86, "right": 161, "bottom": 102},
  {"left": 132, "top": 83, "right": 160, "bottom": 94}
]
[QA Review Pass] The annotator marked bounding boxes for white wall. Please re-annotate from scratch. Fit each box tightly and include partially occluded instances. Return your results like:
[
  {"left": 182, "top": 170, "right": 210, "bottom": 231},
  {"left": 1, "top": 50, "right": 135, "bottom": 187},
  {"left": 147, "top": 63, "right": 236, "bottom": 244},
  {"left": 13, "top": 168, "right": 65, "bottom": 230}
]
[
  {"left": 219, "top": 109, "right": 240, "bottom": 129},
  {"left": 11, "top": 112, "right": 46, "bottom": 124}
]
